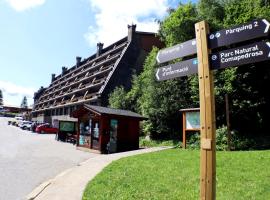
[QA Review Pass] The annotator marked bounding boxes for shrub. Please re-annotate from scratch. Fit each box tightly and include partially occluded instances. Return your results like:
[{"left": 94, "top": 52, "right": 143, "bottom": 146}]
[
  {"left": 139, "top": 137, "right": 181, "bottom": 148},
  {"left": 187, "top": 132, "right": 200, "bottom": 149},
  {"left": 216, "top": 126, "right": 228, "bottom": 151}
]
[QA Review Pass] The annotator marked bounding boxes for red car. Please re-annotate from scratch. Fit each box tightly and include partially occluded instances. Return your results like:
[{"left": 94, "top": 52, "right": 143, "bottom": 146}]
[{"left": 35, "top": 124, "right": 58, "bottom": 134}]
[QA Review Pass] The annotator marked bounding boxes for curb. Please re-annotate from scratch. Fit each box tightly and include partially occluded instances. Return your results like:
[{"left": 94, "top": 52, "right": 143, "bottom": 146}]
[
  {"left": 25, "top": 146, "right": 173, "bottom": 200},
  {"left": 25, "top": 180, "right": 52, "bottom": 200},
  {"left": 25, "top": 166, "right": 78, "bottom": 200}
]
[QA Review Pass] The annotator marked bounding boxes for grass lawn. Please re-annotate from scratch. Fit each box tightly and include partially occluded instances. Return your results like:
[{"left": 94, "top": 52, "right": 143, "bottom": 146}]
[{"left": 83, "top": 149, "right": 270, "bottom": 200}]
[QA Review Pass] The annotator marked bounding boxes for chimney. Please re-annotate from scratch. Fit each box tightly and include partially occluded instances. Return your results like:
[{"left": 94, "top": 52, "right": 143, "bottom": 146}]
[
  {"left": 128, "top": 24, "right": 136, "bottom": 42},
  {"left": 76, "top": 57, "right": 81, "bottom": 67},
  {"left": 96, "top": 42, "right": 104, "bottom": 58},
  {"left": 51, "top": 74, "right": 56, "bottom": 82},
  {"left": 62, "top": 66, "right": 67, "bottom": 75}
]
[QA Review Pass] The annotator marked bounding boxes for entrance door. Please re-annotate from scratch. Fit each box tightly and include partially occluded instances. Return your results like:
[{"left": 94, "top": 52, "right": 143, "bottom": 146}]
[
  {"left": 91, "top": 121, "right": 100, "bottom": 150},
  {"left": 108, "top": 119, "right": 118, "bottom": 153}
]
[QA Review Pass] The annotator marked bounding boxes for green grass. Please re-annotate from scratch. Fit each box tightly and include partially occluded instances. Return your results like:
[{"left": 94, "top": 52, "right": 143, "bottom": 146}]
[
  {"left": 139, "top": 137, "right": 181, "bottom": 148},
  {"left": 83, "top": 149, "right": 270, "bottom": 200}
]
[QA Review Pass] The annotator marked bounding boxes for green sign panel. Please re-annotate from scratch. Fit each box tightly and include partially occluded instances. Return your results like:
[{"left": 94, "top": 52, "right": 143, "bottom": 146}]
[{"left": 59, "top": 121, "right": 75, "bottom": 132}]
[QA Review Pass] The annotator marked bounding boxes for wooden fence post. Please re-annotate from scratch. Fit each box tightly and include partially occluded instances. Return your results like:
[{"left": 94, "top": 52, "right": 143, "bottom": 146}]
[
  {"left": 183, "top": 112, "right": 186, "bottom": 148},
  {"left": 195, "top": 21, "right": 216, "bottom": 200},
  {"left": 225, "top": 94, "right": 231, "bottom": 151}
]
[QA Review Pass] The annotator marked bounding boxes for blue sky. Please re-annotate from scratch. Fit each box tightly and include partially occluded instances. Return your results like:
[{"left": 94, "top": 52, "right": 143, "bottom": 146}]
[{"left": 0, "top": 0, "right": 189, "bottom": 107}]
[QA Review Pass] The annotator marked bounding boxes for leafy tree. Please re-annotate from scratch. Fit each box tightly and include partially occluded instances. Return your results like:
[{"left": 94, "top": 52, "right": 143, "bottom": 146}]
[
  {"left": 109, "top": 86, "right": 130, "bottom": 110},
  {"left": 21, "top": 96, "right": 28, "bottom": 109},
  {"left": 109, "top": 0, "right": 270, "bottom": 146},
  {"left": 158, "top": 2, "right": 198, "bottom": 46},
  {"left": 0, "top": 89, "right": 3, "bottom": 106}
]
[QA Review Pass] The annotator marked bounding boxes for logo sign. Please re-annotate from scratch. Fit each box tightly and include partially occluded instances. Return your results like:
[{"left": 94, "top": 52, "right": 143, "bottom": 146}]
[
  {"left": 209, "top": 19, "right": 270, "bottom": 49},
  {"left": 156, "top": 58, "right": 198, "bottom": 81},
  {"left": 211, "top": 41, "right": 270, "bottom": 70},
  {"left": 156, "top": 39, "right": 197, "bottom": 64}
]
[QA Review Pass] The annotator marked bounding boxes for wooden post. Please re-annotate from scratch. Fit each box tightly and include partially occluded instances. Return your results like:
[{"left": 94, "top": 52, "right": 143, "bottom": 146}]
[
  {"left": 225, "top": 94, "right": 231, "bottom": 151},
  {"left": 182, "top": 112, "right": 186, "bottom": 149},
  {"left": 195, "top": 21, "right": 216, "bottom": 200}
]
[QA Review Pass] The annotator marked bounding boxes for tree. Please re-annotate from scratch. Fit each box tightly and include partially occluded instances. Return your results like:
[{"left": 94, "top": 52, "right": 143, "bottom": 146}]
[
  {"left": 21, "top": 96, "right": 28, "bottom": 109},
  {"left": 109, "top": 0, "right": 270, "bottom": 145},
  {"left": 109, "top": 86, "right": 130, "bottom": 110},
  {"left": 0, "top": 89, "right": 3, "bottom": 106}
]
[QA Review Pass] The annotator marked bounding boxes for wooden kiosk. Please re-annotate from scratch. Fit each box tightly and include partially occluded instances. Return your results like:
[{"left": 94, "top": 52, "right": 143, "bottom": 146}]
[
  {"left": 72, "top": 104, "right": 146, "bottom": 153},
  {"left": 180, "top": 108, "right": 200, "bottom": 148}
]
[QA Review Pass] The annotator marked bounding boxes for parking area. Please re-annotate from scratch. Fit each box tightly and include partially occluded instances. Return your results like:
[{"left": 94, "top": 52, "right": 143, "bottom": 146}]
[{"left": 0, "top": 117, "right": 98, "bottom": 200}]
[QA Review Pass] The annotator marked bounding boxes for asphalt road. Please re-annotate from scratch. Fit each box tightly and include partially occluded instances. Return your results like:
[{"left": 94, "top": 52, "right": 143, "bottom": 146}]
[{"left": 0, "top": 117, "right": 98, "bottom": 200}]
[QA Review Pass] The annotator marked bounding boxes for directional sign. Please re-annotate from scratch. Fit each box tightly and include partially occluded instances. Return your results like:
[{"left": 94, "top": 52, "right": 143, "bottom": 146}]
[
  {"left": 155, "top": 58, "right": 198, "bottom": 81},
  {"left": 156, "top": 19, "right": 270, "bottom": 64},
  {"left": 156, "top": 39, "right": 197, "bottom": 64},
  {"left": 208, "top": 19, "right": 270, "bottom": 49},
  {"left": 211, "top": 41, "right": 270, "bottom": 70}
]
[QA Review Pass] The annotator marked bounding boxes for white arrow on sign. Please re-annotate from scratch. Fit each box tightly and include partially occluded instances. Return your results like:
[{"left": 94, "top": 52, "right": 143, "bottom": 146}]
[
  {"left": 267, "top": 42, "right": 270, "bottom": 57},
  {"left": 155, "top": 68, "right": 160, "bottom": 80},
  {"left": 156, "top": 52, "right": 161, "bottom": 63},
  {"left": 263, "top": 19, "right": 270, "bottom": 33}
]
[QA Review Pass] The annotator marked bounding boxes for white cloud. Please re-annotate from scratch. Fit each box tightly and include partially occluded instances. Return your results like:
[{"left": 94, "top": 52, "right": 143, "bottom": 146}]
[
  {"left": 4, "top": 0, "right": 45, "bottom": 11},
  {"left": 85, "top": 0, "right": 170, "bottom": 47},
  {"left": 0, "top": 80, "right": 35, "bottom": 106}
]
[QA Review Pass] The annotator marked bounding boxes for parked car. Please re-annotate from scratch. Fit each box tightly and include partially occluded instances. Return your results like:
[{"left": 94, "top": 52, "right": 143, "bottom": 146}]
[
  {"left": 18, "top": 120, "right": 28, "bottom": 128},
  {"left": 20, "top": 121, "right": 33, "bottom": 130},
  {"left": 8, "top": 116, "right": 23, "bottom": 126},
  {"left": 35, "top": 124, "right": 58, "bottom": 134}
]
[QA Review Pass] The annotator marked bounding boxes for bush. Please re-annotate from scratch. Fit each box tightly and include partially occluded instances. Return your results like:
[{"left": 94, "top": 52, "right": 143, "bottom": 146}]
[
  {"left": 187, "top": 132, "right": 200, "bottom": 149},
  {"left": 216, "top": 126, "right": 228, "bottom": 151},
  {"left": 186, "top": 126, "right": 262, "bottom": 151},
  {"left": 231, "top": 131, "right": 256, "bottom": 150},
  {"left": 139, "top": 137, "right": 181, "bottom": 148}
]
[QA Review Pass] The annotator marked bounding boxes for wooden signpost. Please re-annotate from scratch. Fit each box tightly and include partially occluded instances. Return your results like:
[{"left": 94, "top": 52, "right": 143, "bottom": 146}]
[{"left": 155, "top": 18, "right": 270, "bottom": 200}]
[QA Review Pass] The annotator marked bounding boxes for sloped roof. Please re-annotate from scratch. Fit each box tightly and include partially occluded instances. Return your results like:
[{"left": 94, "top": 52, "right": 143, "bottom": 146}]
[
  {"left": 33, "top": 37, "right": 129, "bottom": 112},
  {"left": 84, "top": 104, "right": 146, "bottom": 119}
]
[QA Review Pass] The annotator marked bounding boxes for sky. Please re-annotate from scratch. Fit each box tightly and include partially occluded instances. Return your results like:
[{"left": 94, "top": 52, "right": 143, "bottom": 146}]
[{"left": 0, "top": 0, "right": 189, "bottom": 107}]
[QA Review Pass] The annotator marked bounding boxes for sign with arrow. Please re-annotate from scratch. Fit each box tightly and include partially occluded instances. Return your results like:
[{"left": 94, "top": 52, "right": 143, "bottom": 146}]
[
  {"left": 155, "top": 41, "right": 270, "bottom": 81},
  {"left": 156, "top": 39, "right": 197, "bottom": 64},
  {"left": 211, "top": 41, "right": 270, "bottom": 70},
  {"left": 208, "top": 19, "right": 270, "bottom": 49},
  {"left": 156, "top": 19, "right": 270, "bottom": 64},
  {"left": 155, "top": 58, "right": 198, "bottom": 81}
]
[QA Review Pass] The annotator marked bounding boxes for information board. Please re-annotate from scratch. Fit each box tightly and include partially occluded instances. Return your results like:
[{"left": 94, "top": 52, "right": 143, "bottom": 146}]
[
  {"left": 186, "top": 111, "right": 200, "bottom": 130},
  {"left": 59, "top": 121, "right": 76, "bottom": 132}
]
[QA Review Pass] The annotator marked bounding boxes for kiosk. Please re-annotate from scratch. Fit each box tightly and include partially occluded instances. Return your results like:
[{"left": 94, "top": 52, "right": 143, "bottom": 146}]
[{"left": 72, "top": 104, "right": 146, "bottom": 153}]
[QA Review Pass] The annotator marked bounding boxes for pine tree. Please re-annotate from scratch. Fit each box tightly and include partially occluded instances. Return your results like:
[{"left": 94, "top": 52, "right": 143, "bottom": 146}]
[
  {"left": 21, "top": 96, "right": 28, "bottom": 109},
  {"left": 0, "top": 89, "right": 3, "bottom": 106}
]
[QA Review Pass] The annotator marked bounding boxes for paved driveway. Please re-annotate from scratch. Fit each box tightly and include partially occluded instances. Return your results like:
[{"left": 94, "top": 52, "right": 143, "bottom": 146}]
[{"left": 0, "top": 117, "right": 98, "bottom": 200}]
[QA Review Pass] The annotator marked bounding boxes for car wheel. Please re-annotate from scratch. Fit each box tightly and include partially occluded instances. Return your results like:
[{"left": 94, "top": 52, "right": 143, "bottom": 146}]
[{"left": 41, "top": 130, "right": 45, "bottom": 134}]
